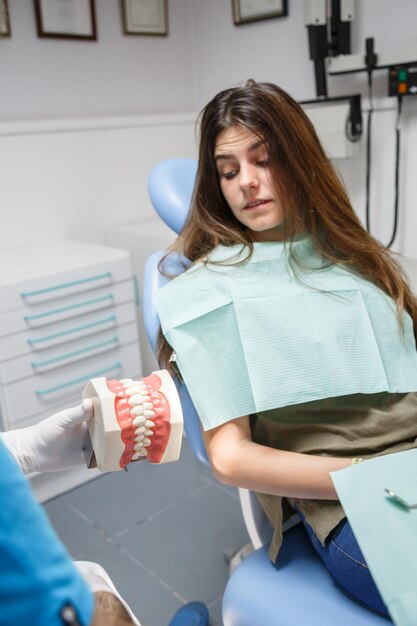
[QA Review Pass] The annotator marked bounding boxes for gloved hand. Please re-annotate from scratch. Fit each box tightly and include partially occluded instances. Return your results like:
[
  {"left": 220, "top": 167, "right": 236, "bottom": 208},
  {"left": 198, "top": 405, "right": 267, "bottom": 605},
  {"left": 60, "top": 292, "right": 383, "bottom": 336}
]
[{"left": 0, "top": 399, "right": 93, "bottom": 475}]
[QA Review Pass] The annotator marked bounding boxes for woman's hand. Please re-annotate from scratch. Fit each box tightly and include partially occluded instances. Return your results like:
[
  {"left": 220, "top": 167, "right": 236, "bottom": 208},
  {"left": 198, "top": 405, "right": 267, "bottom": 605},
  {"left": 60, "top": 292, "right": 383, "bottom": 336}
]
[
  {"left": 1, "top": 400, "right": 93, "bottom": 475},
  {"left": 202, "top": 416, "right": 350, "bottom": 500}
]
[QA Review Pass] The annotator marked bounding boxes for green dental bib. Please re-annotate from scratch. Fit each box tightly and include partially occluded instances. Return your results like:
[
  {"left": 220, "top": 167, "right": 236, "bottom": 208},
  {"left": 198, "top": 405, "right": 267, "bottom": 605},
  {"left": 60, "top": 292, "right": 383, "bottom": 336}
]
[{"left": 156, "top": 237, "right": 417, "bottom": 430}]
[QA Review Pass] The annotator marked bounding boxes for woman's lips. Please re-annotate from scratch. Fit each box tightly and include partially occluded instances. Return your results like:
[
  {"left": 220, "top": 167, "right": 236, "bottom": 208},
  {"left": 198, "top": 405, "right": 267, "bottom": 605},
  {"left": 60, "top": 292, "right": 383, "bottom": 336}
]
[{"left": 244, "top": 199, "right": 271, "bottom": 210}]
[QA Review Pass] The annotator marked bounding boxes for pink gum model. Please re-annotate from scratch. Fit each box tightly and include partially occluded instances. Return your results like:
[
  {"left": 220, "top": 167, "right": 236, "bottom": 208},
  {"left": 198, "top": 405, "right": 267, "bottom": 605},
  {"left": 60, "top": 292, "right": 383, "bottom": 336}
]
[{"left": 82, "top": 370, "right": 183, "bottom": 472}]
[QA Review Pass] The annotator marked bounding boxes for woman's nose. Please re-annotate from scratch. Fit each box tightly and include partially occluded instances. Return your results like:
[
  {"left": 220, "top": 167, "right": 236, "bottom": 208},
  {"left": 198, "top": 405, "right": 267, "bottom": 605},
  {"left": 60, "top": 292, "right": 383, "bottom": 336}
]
[{"left": 239, "top": 164, "right": 259, "bottom": 190}]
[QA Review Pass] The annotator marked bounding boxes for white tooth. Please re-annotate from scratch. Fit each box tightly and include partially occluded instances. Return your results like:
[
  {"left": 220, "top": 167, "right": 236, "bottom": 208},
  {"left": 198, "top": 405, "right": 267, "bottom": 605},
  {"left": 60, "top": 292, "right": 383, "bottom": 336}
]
[
  {"left": 140, "top": 394, "right": 151, "bottom": 401},
  {"left": 145, "top": 420, "right": 155, "bottom": 428},
  {"left": 131, "top": 452, "right": 140, "bottom": 460},
  {"left": 140, "top": 448, "right": 148, "bottom": 456},
  {"left": 128, "top": 394, "right": 145, "bottom": 406},
  {"left": 123, "top": 384, "right": 137, "bottom": 391},
  {"left": 134, "top": 442, "right": 144, "bottom": 450},
  {"left": 124, "top": 385, "right": 144, "bottom": 394},
  {"left": 144, "top": 429, "right": 153, "bottom": 437},
  {"left": 132, "top": 415, "right": 145, "bottom": 426},
  {"left": 131, "top": 407, "right": 144, "bottom": 416},
  {"left": 143, "top": 437, "right": 152, "bottom": 447},
  {"left": 135, "top": 426, "right": 145, "bottom": 434},
  {"left": 143, "top": 402, "right": 153, "bottom": 410},
  {"left": 144, "top": 410, "right": 155, "bottom": 418},
  {"left": 120, "top": 379, "right": 133, "bottom": 384}
]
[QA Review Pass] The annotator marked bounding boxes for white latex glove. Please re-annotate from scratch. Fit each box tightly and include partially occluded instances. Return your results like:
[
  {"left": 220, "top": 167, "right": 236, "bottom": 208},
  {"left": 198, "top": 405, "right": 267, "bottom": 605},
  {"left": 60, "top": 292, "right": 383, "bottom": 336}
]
[{"left": 0, "top": 399, "right": 93, "bottom": 475}]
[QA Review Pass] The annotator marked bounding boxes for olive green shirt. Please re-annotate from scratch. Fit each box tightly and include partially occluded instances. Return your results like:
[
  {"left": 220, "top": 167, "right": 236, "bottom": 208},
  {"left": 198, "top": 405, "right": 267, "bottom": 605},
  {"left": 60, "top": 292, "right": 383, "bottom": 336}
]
[{"left": 250, "top": 392, "right": 417, "bottom": 563}]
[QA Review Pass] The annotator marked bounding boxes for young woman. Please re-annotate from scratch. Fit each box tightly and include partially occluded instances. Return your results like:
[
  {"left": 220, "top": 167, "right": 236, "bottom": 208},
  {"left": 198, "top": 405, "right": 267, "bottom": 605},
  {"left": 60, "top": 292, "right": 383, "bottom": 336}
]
[{"left": 156, "top": 80, "right": 417, "bottom": 616}]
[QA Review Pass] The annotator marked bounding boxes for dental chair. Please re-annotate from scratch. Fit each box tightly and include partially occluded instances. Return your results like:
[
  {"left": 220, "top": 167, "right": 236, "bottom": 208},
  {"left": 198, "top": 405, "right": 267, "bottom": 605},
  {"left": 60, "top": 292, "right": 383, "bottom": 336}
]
[{"left": 143, "top": 158, "right": 393, "bottom": 626}]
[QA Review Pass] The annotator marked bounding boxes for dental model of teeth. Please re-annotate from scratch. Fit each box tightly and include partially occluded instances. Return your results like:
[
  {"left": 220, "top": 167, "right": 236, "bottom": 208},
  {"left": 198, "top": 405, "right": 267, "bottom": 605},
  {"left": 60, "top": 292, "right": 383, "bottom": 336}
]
[{"left": 82, "top": 370, "right": 183, "bottom": 472}]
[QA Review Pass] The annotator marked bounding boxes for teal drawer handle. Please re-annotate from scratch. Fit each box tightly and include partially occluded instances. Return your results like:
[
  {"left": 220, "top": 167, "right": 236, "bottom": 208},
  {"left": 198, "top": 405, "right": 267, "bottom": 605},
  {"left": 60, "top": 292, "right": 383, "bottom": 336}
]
[
  {"left": 133, "top": 275, "right": 140, "bottom": 306},
  {"left": 31, "top": 336, "right": 119, "bottom": 369},
  {"left": 21, "top": 272, "right": 112, "bottom": 298},
  {"left": 24, "top": 295, "right": 114, "bottom": 321},
  {"left": 27, "top": 315, "right": 117, "bottom": 345},
  {"left": 35, "top": 362, "right": 122, "bottom": 396}
]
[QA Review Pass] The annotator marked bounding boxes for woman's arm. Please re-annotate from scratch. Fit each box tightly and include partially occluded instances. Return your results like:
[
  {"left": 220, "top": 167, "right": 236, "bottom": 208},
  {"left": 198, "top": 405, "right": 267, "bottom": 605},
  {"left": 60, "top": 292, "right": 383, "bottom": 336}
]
[{"left": 201, "top": 416, "right": 351, "bottom": 500}]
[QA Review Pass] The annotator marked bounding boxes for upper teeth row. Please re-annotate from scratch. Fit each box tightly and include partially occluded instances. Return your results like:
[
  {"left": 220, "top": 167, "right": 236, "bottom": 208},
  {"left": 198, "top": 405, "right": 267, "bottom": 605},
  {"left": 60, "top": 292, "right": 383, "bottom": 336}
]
[{"left": 119, "top": 379, "right": 156, "bottom": 459}]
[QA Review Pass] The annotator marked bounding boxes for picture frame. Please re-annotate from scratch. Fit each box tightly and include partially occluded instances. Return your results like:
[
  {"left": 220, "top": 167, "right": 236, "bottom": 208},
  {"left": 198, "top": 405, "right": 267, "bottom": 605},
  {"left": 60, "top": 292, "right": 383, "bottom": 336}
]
[
  {"left": 0, "top": 0, "right": 11, "bottom": 38},
  {"left": 121, "top": 0, "right": 168, "bottom": 37},
  {"left": 232, "top": 0, "right": 288, "bottom": 25},
  {"left": 34, "top": 0, "right": 97, "bottom": 41}
]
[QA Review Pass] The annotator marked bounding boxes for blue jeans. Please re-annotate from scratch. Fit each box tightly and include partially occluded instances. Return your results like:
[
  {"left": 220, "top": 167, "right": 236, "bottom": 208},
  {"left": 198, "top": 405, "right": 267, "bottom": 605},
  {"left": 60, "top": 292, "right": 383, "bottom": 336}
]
[{"left": 298, "top": 512, "right": 389, "bottom": 617}]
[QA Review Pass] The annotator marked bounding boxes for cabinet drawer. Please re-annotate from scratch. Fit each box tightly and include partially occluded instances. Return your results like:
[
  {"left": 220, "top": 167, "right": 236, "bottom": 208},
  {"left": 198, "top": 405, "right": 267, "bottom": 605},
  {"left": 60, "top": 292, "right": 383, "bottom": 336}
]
[
  {"left": 0, "top": 280, "right": 135, "bottom": 338},
  {"left": 0, "top": 321, "right": 139, "bottom": 384},
  {"left": 0, "top": 241, "right": 133, "bottom": 314},
  {"left": 1, "top": 342, "right": 142, "bottom": 426},
  {"left": 0, "top": 301, "right": 137, "bottom": 361}
]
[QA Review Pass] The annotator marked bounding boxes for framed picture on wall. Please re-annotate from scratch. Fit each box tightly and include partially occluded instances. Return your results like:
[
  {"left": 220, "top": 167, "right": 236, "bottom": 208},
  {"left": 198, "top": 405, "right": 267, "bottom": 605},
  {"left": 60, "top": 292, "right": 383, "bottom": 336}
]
[
  {"left": 34, "top": 0, "right": 97, "bottom": 40},
  {"left": 121, "top": 0, "right": 168, "bottom": 36},
  {"left": 232, "top": 0, "right": 288, "bottom": 25},
  {"left": 0, "top": 0, "right": 11, "bottom": 37}
]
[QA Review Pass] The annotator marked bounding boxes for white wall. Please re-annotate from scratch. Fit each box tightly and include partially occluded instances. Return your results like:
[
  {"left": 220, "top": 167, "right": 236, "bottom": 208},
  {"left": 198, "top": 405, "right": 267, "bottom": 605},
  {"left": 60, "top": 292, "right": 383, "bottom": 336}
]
[
  {"left": 189, "top": 0, "right": 314, "bottom": 110},
  {"left": 190, "top": 0, "right": 417, "bottom": 114},
  {"left": 329, "top": 0, "right": 417, "bottom": 256},
  {"left": 0, "top": 0, "right": 194, "bottom": 120},
  {"left": 0, "top": 0, "right": 416, "bottom": 257},
  {"left": 0, "top": 114, "right": 197, "bottom": 249},
  {"left": 0, "top": 1, "right": 198, "bottom": 251}
]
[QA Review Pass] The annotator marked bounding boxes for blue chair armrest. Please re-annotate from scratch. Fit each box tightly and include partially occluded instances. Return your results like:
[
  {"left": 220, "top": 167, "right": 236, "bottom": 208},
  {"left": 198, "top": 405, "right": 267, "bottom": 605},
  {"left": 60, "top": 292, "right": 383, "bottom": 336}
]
[{"left": 142, "top": 250, "right": 209, "bottom": 466}]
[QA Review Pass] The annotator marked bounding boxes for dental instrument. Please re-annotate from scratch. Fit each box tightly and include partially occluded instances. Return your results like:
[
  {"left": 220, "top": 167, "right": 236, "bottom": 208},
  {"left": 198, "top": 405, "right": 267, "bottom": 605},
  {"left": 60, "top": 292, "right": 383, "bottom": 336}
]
[{"left": 384, "top": 488, "right": 417, "bottom": 510}]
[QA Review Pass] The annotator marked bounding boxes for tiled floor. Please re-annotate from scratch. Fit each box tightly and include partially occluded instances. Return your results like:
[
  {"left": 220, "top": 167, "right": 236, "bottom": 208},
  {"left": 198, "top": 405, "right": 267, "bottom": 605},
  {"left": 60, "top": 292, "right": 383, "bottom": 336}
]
[{"left": 43, "top": 439, "right": 250, "bottom": 626}]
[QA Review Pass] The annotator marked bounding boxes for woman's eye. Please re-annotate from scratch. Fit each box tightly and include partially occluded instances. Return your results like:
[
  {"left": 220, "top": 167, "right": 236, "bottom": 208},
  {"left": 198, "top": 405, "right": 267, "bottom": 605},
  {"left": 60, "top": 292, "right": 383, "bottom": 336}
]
[
  {"left": 222, "top": 170, "right": 238, "bottom": 180},
  {"left": 257, "top": 159, "right": 270, "bottom": 167}
]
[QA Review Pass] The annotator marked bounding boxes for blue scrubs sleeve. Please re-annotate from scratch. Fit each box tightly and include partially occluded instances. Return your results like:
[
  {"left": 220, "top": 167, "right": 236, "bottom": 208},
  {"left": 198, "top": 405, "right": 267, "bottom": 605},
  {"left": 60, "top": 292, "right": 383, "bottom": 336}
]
[{"left": 0, "top": 440, "right": 94, "bottom": 626}]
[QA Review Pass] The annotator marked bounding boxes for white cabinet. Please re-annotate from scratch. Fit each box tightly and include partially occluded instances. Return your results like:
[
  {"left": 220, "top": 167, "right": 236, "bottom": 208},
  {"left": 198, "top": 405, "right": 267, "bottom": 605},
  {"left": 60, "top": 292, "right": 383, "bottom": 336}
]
[
  {"left": 0, "top": 240, "right": 143, "bottom": 500},
  {"left": 105, "top": 218, "right": 176, "bottom": 375}
]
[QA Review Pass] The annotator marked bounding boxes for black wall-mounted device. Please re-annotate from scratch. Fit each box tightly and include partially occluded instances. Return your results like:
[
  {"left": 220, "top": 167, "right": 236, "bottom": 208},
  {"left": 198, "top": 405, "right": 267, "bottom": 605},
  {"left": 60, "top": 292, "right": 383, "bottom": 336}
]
[{"left": 388, "top": 64, "right": 417, "bottom": 97}]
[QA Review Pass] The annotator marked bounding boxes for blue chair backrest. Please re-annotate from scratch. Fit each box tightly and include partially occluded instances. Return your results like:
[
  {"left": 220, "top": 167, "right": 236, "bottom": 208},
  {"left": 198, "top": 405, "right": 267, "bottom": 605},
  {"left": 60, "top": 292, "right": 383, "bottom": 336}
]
[
  {"left": 148, "top": 158, "right": 198, "bottom": 235},
  {"left": 143, "top": 158, "right": 209, "bottom": 466}
]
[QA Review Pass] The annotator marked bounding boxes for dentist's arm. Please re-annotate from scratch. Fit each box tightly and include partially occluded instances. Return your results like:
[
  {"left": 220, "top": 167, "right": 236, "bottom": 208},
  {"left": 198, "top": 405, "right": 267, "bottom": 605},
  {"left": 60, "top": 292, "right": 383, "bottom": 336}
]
[
  {"left": 202, "top": 416, "right": 350, "bottom": 500},
  {"left": 0, "top": 399, "right": 93, "bottom": 475}
]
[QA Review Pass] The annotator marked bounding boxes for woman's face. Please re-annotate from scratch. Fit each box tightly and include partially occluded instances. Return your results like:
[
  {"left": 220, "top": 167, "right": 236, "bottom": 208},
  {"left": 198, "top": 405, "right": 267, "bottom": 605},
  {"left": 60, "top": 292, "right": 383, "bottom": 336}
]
[{"left": 214, "top": 125, "right": 286, "bottom": 241}]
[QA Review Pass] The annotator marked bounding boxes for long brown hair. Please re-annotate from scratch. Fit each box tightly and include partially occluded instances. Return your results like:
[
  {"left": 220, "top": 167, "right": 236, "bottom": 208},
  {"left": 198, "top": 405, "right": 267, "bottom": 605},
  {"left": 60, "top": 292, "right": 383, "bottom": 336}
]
[{"left": 157, "top": 80, "right": 417, "bottom": 369}]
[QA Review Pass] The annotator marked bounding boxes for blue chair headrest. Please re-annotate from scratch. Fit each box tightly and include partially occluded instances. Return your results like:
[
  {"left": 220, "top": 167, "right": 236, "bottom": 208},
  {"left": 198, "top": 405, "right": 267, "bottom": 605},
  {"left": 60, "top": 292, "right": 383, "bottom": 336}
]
[{"left": 147, "top": 158, "right": 198, "bottom": 234}]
